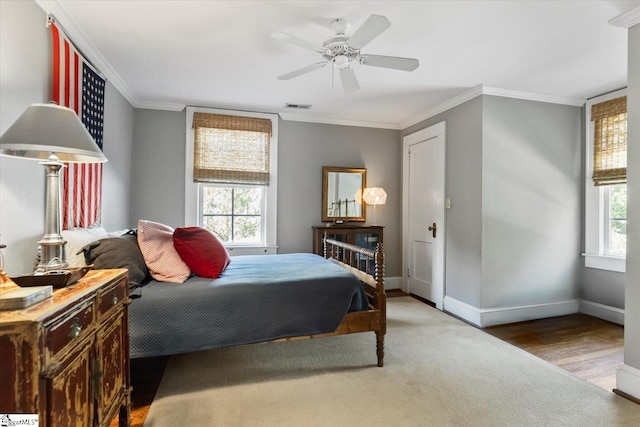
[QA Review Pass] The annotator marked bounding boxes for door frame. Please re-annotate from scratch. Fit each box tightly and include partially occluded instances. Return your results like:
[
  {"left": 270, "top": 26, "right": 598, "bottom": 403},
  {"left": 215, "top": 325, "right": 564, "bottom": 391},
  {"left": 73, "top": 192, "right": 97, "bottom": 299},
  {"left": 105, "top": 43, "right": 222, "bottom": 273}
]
[{"left": 402, "top": 121, "right": 447, "bottom": 308}]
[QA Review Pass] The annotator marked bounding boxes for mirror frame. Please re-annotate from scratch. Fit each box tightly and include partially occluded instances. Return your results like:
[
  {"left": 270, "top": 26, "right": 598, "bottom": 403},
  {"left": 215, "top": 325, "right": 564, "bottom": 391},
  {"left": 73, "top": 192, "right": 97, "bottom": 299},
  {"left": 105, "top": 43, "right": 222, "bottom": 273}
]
[{"left": 322, "top": 166, "right": 367, "bottom": 223}]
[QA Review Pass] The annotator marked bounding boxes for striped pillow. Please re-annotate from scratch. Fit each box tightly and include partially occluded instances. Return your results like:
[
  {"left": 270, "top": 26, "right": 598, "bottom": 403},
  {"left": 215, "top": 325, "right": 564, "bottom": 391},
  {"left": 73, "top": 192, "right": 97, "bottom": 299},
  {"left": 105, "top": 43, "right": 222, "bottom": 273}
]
[{"left": 137, "top": 220, "right": 190, "bottom": 283}]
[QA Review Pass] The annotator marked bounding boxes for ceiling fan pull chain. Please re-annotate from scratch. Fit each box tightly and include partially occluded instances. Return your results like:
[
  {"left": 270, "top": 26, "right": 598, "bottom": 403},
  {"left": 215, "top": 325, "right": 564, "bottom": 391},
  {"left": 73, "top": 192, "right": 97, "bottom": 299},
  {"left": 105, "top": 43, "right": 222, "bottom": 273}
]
[{"left": 331, "top": 61, "right": 335, "bottom": 87}]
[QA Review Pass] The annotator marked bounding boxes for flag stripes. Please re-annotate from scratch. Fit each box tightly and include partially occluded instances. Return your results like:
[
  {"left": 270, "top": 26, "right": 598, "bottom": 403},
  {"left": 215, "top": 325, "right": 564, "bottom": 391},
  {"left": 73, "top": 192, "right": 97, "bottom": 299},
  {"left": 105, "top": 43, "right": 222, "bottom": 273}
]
[{"left": 50, "top": 20, "right": 105, "bottom": 229}]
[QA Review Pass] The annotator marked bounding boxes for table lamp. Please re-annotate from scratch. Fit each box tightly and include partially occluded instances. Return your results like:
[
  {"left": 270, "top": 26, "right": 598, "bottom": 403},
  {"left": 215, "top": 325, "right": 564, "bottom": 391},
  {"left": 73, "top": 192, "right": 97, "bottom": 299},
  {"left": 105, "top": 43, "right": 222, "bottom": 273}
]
[
  {"left": 0, "top": 103, "right": 107, "bottom": 272},
  {"left": 363, "top": 187, "right": 387, "bottom": 226}
]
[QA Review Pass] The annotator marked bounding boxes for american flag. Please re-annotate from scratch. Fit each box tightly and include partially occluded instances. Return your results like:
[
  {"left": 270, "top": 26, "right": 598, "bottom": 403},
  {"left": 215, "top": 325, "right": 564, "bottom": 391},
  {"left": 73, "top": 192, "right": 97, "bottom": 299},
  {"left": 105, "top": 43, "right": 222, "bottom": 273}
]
[{"left": 50, "top": 19, "right": 106, "bottom": 230}]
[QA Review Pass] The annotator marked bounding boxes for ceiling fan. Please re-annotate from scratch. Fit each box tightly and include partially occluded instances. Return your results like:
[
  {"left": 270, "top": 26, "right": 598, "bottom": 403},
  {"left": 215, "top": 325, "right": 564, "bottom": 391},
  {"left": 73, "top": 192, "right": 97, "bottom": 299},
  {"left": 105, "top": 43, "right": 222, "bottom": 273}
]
[{"left": 272, "top": 14, "right": 419, "bottom": 93}]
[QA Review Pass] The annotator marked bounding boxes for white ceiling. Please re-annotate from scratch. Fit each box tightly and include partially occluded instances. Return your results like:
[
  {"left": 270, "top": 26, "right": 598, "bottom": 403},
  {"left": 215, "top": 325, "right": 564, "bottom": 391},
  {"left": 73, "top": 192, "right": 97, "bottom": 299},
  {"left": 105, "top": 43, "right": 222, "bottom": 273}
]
[{"left": 37, "top": 0, "right": 640, "bottom": 129}]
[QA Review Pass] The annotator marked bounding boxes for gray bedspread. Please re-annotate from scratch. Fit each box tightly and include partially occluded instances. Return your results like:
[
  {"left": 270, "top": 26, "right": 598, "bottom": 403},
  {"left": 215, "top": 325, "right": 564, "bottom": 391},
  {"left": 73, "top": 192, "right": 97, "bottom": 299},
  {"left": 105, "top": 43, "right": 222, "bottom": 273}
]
[{"left": 128, "top": 253, "right": 368, "bottom": 358}]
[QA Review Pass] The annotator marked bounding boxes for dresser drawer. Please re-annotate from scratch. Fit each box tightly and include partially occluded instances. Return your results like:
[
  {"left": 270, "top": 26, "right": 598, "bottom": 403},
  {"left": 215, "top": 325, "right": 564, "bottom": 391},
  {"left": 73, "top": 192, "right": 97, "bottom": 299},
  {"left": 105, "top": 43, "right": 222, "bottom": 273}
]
[
  {"left": 97, "top": 276, "right": 127, "bottom": 318},
  {"left": 46, "top": 301, "right": 95, "bottom": 357}
]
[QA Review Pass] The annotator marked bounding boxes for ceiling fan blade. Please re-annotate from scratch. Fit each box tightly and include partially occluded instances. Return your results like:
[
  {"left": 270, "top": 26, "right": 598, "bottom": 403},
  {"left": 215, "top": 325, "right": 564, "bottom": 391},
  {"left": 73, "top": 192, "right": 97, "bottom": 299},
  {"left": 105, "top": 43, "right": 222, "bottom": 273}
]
[
  {"left": 278, "top": 62, "right": 327, "bottom": 80},
  {"left": 271, "top": 31, "right": 324, "bottom": 53},
  {"left": 339, "top": 67, "right": 360, "bottom": 93},
  {"left": 360, "top": 54, "right": 419, "bottom": 71},
  {"left": 348, "top": 15, "right": 391, "bottom": 49}
]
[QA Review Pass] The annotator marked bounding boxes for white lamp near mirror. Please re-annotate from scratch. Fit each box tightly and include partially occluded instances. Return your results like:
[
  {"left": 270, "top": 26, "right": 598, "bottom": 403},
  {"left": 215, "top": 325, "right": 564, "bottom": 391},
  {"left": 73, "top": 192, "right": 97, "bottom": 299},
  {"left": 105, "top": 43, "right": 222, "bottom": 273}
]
[
  {"left": 363, "top": 187, "right": 387, "bottom": 226},
  {"left": 0, "top": 103, "right": 107, "bottom": 272}
]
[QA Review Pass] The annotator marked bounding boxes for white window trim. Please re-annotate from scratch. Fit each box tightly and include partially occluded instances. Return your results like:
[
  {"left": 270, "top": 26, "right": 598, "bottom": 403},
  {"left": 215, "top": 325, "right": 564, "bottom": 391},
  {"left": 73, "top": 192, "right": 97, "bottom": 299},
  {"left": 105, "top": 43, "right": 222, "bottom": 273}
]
[
  {"left": 185, "top": 106, "right": 278, "bottom": 252},
  {"left": 583, "top": 89, "right": 626, "bottom": 273}
]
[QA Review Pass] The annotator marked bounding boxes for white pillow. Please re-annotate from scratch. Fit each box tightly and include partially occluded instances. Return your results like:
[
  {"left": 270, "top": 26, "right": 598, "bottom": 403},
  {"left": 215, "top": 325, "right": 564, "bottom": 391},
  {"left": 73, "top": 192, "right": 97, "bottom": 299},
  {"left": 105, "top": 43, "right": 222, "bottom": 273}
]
[{"left": 62, "top": 224, "right": 108, "bottom": 267}]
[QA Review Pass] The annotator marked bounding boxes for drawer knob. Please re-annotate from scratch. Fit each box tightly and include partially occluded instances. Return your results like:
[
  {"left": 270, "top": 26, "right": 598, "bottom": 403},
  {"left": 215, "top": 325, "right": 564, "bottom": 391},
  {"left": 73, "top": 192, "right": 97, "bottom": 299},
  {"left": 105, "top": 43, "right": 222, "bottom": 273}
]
[
  {"left": 68, "top": 318, "right": 82, "bottom": 338},
  {"left": 111, "top": 294, "right": 118, "bottom": 305}
]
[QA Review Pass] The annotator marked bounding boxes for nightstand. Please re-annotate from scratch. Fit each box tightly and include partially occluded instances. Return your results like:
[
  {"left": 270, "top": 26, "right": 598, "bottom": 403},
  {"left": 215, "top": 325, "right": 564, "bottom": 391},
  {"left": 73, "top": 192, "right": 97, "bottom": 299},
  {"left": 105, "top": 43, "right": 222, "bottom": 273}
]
[{"left": 0, "top": 269, "right": 131, "bottom": 427}]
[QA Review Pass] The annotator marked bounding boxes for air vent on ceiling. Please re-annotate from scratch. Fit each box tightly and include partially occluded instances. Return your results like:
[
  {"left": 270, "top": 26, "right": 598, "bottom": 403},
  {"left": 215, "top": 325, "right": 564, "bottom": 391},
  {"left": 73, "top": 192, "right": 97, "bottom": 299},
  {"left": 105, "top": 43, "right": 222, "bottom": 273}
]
[{"left": 285, "top": 103, "right": 312, "bottom": 109}]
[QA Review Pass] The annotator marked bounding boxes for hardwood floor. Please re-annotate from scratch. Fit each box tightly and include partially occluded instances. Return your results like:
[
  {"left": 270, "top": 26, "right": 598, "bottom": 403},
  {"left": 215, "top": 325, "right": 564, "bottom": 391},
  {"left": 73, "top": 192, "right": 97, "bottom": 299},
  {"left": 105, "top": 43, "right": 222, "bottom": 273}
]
[
  {"left": 484, "top": 312, "right": 624, "bottom": 392},
  {"left": 115, "top": 292, "right": 627, "bottom": 425}
]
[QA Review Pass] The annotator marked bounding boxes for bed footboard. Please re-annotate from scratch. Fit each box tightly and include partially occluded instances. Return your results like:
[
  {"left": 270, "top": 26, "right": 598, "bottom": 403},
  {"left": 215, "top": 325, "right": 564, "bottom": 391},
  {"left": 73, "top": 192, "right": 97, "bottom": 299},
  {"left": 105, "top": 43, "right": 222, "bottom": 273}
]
[{"left": 323, "top": 236, "right": 386, "bottom": 367}]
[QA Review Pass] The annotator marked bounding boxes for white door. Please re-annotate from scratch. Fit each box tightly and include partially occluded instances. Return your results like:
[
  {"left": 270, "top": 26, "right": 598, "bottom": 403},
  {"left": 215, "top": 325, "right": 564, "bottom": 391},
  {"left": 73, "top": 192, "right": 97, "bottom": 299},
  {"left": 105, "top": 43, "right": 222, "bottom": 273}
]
[{"left": 403, "top": 122, "right": 446, "bottom": 309}]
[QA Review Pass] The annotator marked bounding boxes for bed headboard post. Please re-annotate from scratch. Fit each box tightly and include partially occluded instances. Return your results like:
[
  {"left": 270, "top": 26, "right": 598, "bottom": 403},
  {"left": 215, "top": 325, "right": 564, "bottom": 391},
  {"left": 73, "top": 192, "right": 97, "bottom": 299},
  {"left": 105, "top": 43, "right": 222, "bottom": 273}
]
[
  {"left": 374, "top": 242, "right": 386, "bottom": 366},
  {"left": 374, "top": 243, "right": 384, "bottom": 291},
  {"left": 323, "top": 231, "right": 327, "bottom": 259}
]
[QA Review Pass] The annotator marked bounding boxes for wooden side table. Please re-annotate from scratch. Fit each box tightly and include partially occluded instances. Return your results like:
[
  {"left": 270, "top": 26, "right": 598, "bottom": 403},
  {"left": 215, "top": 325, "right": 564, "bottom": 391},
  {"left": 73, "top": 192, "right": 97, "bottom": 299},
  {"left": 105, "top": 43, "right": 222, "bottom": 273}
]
[{"left": 0, "top": 269, "right": 131, "bottom": 427}]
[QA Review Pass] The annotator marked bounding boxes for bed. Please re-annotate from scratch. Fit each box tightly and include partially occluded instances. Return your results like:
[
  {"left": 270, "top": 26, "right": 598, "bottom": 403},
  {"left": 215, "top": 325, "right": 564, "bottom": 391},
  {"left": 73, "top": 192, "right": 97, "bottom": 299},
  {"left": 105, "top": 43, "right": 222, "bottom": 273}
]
[{"left": 126, "top": 237, "right": 387, "bottom": 366}]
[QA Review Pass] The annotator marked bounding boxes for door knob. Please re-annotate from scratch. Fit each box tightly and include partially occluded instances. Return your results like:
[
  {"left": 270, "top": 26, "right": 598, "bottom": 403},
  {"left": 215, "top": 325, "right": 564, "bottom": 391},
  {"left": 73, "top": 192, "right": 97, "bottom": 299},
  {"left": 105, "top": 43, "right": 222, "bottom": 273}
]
[{"left": 428, "top": 222, "right": 437, "bottom": 238}]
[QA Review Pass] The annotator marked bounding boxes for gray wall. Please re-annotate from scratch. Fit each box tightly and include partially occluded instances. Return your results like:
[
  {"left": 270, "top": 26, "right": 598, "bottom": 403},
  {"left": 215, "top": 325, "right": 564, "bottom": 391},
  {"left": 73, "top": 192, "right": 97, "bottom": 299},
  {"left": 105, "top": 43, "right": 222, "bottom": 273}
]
[
  {"left": 624, "top": 22, "right": 640, "bottom": 376},
  {"left": 131, "top": 109, "right": 187, "bottom": 228},
  {"left": 403, "top": 95, "right": 582, "bottom": 311},
  {"left": 102, "top": 84, "right": 135, "bottom": 231},
  {"left": 482, "top": 96, "right": 582, "bottom": 308},
  {"left": 0, "top": 0, "right": 133, "bottom": 274},
  {"left": 130, "top": 111, "right": 403, "bottom": 276},
  {"left": 582, "top": 268, "right": 625, "bottom": 307}
]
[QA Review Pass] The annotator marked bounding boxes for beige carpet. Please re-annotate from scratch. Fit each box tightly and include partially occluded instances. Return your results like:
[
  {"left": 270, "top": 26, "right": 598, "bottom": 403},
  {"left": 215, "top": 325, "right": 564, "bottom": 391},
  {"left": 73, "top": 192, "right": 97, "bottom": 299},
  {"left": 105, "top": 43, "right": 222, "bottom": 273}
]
[{"left": 144, "top": 297, "right": 640, "bottom": 426}]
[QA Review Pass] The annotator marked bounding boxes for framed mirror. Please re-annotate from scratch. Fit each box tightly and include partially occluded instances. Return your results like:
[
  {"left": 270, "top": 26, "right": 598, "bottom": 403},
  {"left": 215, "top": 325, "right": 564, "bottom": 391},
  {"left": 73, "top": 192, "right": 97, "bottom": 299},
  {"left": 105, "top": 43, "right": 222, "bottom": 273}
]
[{"left": 322, "top": 166, "right": 367, "bottom": 222}]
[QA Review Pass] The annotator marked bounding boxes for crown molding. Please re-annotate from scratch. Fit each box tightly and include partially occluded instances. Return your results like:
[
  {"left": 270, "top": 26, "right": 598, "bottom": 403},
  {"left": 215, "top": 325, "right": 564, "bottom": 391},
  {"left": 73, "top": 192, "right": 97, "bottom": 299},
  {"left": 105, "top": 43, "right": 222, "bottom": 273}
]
[
  {"left": 279, "top": 113, "right": 401, "bottom": 130},
  {"left": 135, "top": 100, "right": 186, "bottom": 112},
  {"left": 401, "top": 85, "right": 585, "bottom": 129},
  {"left": 401, "top": 85, "right": 484, "bottom": 129},
  {"left": 35, "top": 0, "right": 140, "bottom": 108},
  {"left": 481, "top": 86, "right": 585, "bottom": 107},
  {"left": 609, "top": 7, "right": 640, "bottom": 28}
]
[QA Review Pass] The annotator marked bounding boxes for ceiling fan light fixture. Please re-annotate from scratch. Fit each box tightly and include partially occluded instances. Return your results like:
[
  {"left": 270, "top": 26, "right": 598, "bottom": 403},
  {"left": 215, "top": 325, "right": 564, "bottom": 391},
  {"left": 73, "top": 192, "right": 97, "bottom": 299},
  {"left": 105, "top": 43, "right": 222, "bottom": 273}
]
[{"left": 334, "top": 54, "right": 349, "bottom": 69}]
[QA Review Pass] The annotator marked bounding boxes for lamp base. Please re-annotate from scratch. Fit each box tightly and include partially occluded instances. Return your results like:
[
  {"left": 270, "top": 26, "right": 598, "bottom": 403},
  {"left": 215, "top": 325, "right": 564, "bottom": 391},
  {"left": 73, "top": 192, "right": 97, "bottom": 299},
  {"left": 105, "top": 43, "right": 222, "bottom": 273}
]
[
  {"left": 36, "top": 239, "right": 68, "bottom": 273},
  {"left": 36, "top": 157, "right": 68, "bottom": 273}
]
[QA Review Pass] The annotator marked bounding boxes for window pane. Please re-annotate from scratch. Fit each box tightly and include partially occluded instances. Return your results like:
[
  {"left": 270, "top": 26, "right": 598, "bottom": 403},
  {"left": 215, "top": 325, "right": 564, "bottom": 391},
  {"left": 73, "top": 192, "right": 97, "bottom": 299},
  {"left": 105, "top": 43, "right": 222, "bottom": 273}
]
[
  {"left": 233, "top": 187, "right": 262, "bottom": 215},
  {"left": 610, "top": 184, "right": 627, "bottom": 219},
  {"left": 609, "top": 220, "right": 627, "bottom": 255},
  {"left": 202, "top": 187, "right": 232, "bottom": 215},
  {"left": 607, "top": 184, "right": 627, "bottom": 255},
  {"left": 203, "top": 215, "right": 231, "bottom": 242},
  {"left": 200, "top": 185, "right": 264, "bottom": 244},
  {"left": 233, "top": 216, "right": 261, "bottom": 243}
]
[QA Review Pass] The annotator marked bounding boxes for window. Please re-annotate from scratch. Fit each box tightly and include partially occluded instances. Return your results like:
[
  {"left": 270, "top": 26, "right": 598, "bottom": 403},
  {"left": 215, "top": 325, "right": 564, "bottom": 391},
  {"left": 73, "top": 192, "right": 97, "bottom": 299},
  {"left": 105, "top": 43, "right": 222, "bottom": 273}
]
[
  {"left": 584, "top": 90, "right": 627, "bottom": 272},
  {"left": 200, "top": 185, "right": 264, "bottom": 244},
  {"left": 185, "top": 107, "right": 278, "bottom": 252}
]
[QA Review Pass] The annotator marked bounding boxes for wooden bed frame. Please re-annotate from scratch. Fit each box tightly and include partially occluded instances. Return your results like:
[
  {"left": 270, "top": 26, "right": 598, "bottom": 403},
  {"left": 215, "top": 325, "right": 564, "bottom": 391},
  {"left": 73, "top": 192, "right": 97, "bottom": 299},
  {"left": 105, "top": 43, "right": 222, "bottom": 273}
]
[{"left": 273, "top": 236, "right": 386, "bottom": 367}]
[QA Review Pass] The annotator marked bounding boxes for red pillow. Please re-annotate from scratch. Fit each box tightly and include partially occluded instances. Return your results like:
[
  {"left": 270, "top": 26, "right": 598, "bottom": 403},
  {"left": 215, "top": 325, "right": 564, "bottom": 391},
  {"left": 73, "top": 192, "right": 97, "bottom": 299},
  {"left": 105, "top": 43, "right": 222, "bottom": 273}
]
[{"left": 173, "top": 227, "right": 231, "bottom": 278}]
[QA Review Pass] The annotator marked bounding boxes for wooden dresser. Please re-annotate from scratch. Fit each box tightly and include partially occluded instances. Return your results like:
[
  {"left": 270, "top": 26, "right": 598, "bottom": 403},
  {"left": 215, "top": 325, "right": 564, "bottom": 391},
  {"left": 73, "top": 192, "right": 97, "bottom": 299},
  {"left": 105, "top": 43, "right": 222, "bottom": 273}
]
[
  {"left": 312, "top": 225, "right": 383, "bottom": 256},
  {"left": 0, "top": 269, "right": 131, "bottom": 427}
]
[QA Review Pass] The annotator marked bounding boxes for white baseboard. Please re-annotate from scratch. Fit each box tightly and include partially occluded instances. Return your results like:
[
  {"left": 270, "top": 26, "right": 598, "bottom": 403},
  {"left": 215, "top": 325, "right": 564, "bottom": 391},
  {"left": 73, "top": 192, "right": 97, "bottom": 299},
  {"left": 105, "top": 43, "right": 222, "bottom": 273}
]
[
  {"left": 579, "top": 300, "right": 625, "bottom": 325},
  {"left": 443, "top": 296, "right": 580, "bottom": 327},
  {"left": 443, "top": 296, "right": 483, "bottom": 326},
  {"left": 617, "top": 364, "right": 640, "bottom": 400},
  {"left": 384, "top": 276, "right": 402, "bottom": 290}
]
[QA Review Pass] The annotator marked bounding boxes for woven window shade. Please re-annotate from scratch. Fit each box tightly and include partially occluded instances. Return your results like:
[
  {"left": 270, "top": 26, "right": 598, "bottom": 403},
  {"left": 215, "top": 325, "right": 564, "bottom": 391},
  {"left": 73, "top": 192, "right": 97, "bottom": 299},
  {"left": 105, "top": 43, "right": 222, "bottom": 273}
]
[
  {"left": 591, "top": 96, "right": 627, "bottom": 186},
  {"left": 193, "top": 112, "right": 271, "bottom": 185}
]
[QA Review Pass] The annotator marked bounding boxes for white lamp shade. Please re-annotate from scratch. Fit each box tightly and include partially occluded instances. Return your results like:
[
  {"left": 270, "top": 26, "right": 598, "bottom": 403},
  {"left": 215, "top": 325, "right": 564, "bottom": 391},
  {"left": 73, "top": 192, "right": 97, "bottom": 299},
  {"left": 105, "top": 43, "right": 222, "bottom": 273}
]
[
  {"left": 363, "top": 187, "right": 387, "bottom": 205},
  {"left": 354, "top": 188, "right": 363, "bottom": 204},
  {"left": 0, "top": 103, "right": 107, "bottom": 163}
]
